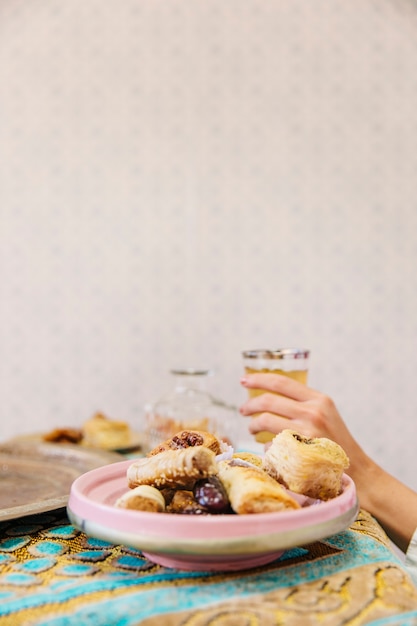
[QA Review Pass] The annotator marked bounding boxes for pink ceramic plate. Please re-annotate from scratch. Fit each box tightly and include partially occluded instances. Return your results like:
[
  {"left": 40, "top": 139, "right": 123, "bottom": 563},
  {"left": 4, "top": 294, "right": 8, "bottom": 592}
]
[{"left": 67, "top": 459, "right": 358, "bottom": 572}]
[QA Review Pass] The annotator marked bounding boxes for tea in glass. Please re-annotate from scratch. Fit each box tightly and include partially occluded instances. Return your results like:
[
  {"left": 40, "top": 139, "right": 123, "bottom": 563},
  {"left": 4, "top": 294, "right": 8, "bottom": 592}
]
[{"left": 242, "top": 348, "right": 310, "bottom": 443}]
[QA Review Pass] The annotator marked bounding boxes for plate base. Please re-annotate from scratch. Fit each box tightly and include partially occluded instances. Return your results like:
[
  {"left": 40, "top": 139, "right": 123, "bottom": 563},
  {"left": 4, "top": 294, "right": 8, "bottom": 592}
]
[{"left": 142, "top": 550, "right": 285, "bottom": 571}]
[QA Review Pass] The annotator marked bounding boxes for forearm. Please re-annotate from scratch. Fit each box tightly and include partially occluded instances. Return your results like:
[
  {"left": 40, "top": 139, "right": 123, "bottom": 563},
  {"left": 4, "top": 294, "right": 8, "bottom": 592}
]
[{"left": 349, "top": 453, "right": 417, "bottom": 553}]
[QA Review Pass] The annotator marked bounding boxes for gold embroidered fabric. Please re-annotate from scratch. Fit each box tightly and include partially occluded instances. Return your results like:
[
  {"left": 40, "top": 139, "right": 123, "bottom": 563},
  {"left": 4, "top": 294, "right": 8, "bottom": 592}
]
[{"left": 1, "top": 508, "right": 417, "bottom": 626}]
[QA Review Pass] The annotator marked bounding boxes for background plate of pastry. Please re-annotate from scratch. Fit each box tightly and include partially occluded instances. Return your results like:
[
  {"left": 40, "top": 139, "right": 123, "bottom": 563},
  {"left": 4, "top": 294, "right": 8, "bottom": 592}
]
[
  {"left": 67, "top": 458, "right": 359, "bottom": 572},
  {"left": 0, "top": 440, "right": 123, "bottom": 522},
  {"left": 7, "top": 412, "right": 145, "bottom": 453}
]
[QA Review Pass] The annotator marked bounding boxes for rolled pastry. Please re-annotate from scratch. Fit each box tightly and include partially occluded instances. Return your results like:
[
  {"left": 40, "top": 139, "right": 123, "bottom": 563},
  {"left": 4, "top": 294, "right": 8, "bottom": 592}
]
[
  {"left": 217, "top": 460, "right": 300, "bottom": 514},
  {"left": 263, "top": 429, "right": 349, "bottom": 500},
  {"left": 115, "top": 485, "right": 165, "bottom": 512},
  {"left": 147, "top": 430, "right": 221, "bottom": 457},
  {"left": 127, "top": 445, "right": 218, "bottom": 489}
]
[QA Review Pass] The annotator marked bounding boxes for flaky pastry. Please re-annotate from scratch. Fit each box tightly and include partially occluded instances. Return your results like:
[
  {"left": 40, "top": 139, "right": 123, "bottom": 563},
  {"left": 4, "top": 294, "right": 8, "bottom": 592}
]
[
  {"left": 82, "top": 412, "right": 132, "bottom": 449},
  {"left": 217, "top": 460, "right": 300, "bottom": 514},
  {"left": 263, "top": 429, "right": 349, "bottom": 500},
  {"left": 127, "top": 445, "right": 218, "bottom": 489},
  {"left": 43, "top": 427, "right": 83, "bottom": 444},
  {"left": 232, "top": 451, "right": 263, "bottom": 468},
  {"left": 166, "top": 490, "right": 208, "bottom": 515}
]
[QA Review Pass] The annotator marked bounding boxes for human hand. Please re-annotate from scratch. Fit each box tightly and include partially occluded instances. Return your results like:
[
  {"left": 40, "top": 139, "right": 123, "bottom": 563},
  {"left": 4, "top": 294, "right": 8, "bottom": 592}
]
[
  {"left": 240, "top": 372, "right": 417, "bottom": 554},
  {"left": 239, "top": 372, "right": 359, "bottom": 457}
]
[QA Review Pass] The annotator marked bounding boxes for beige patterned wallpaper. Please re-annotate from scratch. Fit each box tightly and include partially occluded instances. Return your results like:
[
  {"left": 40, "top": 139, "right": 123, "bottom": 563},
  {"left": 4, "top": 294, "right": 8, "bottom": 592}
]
[{"left": 1, "top": 0, "right": 417, "bottom": 487}]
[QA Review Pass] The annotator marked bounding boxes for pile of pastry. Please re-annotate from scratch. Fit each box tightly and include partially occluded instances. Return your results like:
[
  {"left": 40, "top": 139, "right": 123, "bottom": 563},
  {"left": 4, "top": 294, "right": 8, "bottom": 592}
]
[
  {"left": 43, "top": 412, "right": 135, "bottom": 450},
  {"left": 115, "top": 429, "right": 350, "bottom": 515}
]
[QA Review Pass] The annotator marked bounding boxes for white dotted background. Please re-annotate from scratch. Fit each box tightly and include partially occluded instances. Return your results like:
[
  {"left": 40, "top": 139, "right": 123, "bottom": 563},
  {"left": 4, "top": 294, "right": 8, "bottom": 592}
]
[{"left": 1, "top": 0, "right": 417, "bottom": 488}]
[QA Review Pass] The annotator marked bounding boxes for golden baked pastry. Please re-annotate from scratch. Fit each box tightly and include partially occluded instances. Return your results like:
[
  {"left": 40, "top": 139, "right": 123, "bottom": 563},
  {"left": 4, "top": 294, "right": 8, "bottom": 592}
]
[
  {"left": 82, "top": 412, "right": 132, "bottom": 450},
  {"left": 217, "top": 460, "right": 300, "bottom": 514},
  {"left": 115, "top": 485, "right": 165, "bottom": 512},
  {"left": 166, "top": 490, "right": 208, "bottom": 515},
  {"left": 147, "top": 430, "right": 221, "bottom": 457},
  {"left": 232, "top": 451, "right": 263, "bottom": 468},
  {"left": 263, "top": 429, "right": 349, "bottom": 500},
  {"left": 127, "top": 445, "right": 218, "bottom": 489},
  {"left": 42, "top": 427, "right": 83, "bottom": 444}
]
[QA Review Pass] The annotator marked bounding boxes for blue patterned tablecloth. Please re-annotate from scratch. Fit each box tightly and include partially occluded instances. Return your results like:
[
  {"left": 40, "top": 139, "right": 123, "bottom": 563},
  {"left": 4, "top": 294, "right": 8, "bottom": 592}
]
[{"left": 1, "top": 508, "right": 417, "bottom": 626}]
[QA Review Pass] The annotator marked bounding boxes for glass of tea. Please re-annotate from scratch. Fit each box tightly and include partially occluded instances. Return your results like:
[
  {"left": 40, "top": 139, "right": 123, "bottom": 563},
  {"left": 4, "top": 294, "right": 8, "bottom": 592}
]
[{"left": 242, "top": 348, "right": 310, "bottom": 443}]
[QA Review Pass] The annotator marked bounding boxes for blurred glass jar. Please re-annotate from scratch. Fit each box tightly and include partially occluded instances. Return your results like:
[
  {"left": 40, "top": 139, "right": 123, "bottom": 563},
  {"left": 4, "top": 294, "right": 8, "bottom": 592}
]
[{"left": 144, "top": 369, "right": 238, "bottom": 451}]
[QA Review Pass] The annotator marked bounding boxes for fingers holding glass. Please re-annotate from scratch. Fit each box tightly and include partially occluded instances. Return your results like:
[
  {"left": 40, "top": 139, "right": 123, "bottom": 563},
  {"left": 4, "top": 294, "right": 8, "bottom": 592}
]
[
  {"left": 247, "top": 412, "right": 292, "bottom": 437},
  {"left": 240, "top": 372, "right": 312, "bottom": 402},
  {"left": 241, "top": 349, "right": 310, "bottom": 443}
]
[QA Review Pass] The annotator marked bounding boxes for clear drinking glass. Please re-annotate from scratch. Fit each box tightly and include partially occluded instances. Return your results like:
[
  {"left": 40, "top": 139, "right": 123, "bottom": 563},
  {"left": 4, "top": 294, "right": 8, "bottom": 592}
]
[{"left": 242, "top": 348, "right": 310, "bottom": 443}]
